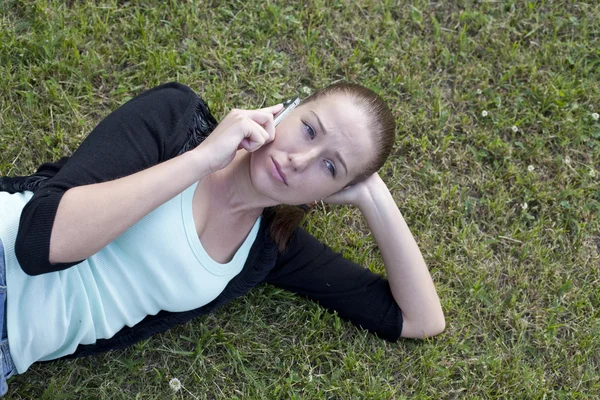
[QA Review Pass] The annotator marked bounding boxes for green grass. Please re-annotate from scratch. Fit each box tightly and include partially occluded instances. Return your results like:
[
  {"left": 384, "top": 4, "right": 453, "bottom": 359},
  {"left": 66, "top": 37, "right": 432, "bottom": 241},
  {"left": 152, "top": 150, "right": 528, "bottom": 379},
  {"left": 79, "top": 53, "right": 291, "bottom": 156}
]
[{"left": 1, "top": 0, "right": 599, "bottom": 398}]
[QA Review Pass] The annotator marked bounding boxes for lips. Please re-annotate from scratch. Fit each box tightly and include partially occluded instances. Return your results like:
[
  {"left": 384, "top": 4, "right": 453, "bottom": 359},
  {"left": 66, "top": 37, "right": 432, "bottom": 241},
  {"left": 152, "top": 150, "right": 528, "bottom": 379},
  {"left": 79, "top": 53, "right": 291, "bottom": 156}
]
[{"left": 271, "top": 157, "right": 288, "bottom": 185}]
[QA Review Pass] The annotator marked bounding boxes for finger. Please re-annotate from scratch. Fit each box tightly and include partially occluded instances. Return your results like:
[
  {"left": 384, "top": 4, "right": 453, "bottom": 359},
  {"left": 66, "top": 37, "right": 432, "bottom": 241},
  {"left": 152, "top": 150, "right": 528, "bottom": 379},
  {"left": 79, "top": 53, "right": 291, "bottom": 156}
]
[
  {"left": 245, "top": 135, "right": 265, "bottom": 152},
  {"left": 240, "top": 138, "right": 262, "bottom": 152},
  {"left": 242, "top": 109, "right": 276, "bottom": 126},
  {"left": 241, "top": 122, "right": 267, "bottom": 152},
  {"left": 257, "top": 103, "right": 284, "bottom": 115},
  {"left": 241, "top": 111, "right": 276, "bottom": 142},
  {"left": 249, "top": 118, "right": 272, "bottom": 143}
]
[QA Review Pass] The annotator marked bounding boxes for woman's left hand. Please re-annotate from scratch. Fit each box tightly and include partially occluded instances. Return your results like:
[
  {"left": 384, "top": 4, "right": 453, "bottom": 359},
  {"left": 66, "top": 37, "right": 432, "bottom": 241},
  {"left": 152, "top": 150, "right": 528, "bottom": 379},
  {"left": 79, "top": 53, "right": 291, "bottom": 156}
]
[{"left": 322, "top": 172, "right": 385, "bottom": 207}]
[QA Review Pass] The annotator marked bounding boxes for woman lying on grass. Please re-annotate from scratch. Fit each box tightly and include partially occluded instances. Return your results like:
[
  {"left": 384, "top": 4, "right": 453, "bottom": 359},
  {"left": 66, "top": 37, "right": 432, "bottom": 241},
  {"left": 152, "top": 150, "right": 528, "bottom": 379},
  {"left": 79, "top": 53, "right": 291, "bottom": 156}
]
[{"left": 0, "top": 81, "right": 444, "bottom": 395}]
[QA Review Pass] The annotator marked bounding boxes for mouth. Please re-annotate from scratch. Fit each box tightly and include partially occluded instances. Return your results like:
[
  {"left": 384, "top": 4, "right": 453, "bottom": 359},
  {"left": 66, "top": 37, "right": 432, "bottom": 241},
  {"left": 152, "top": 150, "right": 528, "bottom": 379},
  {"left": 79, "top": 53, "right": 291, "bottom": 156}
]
[{"left": 271, "top": 157, "right": 288, "bottom": 186}]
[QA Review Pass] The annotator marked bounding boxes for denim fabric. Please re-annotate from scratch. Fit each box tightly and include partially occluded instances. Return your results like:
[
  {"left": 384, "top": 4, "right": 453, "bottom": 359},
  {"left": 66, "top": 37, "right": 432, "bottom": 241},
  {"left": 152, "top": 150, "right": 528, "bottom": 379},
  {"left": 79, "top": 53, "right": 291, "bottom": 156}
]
[{"left": 0, "top": 237, "right": 16, "bottom": 397}]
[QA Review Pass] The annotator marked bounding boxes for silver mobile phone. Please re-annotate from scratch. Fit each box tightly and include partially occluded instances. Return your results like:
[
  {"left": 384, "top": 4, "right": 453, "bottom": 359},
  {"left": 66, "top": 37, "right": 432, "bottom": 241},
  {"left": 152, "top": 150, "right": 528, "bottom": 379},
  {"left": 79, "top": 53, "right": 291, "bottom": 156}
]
[{"left": 274, "top": 96, "right": 301, "bottom": 127}]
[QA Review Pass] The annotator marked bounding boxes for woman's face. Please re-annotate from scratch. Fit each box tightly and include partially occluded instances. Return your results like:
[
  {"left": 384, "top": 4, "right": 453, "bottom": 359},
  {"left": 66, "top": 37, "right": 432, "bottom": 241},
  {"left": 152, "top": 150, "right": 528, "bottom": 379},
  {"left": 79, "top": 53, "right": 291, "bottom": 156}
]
[{"left": 250, "top": 94, "right": 376, "bottom": 205}]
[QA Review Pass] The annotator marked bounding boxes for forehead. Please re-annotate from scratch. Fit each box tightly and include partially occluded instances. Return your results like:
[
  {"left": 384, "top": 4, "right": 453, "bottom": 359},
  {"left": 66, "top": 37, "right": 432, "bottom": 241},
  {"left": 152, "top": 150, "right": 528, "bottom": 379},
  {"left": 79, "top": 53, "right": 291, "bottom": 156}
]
[{"left": 306, "top": 95, "right": 375, "bottom": 176}]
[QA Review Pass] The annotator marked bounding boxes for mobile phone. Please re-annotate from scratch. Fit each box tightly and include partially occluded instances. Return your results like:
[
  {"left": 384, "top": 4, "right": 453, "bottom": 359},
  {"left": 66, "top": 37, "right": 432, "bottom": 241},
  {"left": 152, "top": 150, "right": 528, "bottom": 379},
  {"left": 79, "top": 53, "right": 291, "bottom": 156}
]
[{"left": 274, "top": 96, "right": 301, "bottom": 127}]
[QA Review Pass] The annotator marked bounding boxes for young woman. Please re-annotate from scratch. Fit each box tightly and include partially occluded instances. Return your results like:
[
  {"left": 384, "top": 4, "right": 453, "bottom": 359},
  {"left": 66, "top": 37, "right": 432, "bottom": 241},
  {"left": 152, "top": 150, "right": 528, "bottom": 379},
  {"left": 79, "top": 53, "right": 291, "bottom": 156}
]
[{"left": 0, "top": 82, "right": 444, "bottom": 395}]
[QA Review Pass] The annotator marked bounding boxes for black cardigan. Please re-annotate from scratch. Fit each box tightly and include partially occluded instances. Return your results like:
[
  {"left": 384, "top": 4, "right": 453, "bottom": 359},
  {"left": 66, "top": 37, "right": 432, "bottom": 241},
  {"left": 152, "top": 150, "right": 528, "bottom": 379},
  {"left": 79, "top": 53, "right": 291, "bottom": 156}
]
[{"left": 0, "top": 83, "right": 403, "bottom": 361}]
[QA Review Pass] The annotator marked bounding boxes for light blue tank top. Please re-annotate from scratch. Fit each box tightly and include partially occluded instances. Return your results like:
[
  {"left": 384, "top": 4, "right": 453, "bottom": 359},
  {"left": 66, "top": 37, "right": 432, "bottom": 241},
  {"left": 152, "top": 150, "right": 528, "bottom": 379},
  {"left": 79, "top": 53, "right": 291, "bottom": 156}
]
[{"left": 0, "top": 181, "right": 261, "bottom": 373}]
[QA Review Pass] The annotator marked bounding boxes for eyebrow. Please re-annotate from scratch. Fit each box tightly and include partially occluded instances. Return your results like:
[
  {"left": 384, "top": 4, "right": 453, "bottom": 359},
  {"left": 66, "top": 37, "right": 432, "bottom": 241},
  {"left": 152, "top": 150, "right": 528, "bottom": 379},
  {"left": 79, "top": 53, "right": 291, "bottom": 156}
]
[{"left": 310, "top": 110, "right": 348, "bottom": 177}]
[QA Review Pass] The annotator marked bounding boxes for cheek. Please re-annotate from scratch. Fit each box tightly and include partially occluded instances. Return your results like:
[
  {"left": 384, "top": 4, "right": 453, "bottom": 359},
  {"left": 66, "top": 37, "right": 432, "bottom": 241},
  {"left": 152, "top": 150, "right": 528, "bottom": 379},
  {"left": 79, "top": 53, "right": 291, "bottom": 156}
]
[
  {"left": 252, "top": 144, "right": 273, "bottom": 166},
  {"left": 248, "top": 152, "right": 265, "bottom": 184},
  {"left": 302, "top": 176, "right": 342, "bottom": 197}
]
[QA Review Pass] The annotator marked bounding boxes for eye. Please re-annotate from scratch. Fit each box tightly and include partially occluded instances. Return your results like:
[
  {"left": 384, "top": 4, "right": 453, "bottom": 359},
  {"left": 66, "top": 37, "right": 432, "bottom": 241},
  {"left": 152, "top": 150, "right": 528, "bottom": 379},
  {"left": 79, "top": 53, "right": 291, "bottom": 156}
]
[
  {"left": 303, "top": 122, "right": 315, "bottom": 140},
  {"left": 303, "top": 121, "right": 336, "bottom": 177},
  {"left": 325, "top": 160, "right": 336, "bottom": 177}
]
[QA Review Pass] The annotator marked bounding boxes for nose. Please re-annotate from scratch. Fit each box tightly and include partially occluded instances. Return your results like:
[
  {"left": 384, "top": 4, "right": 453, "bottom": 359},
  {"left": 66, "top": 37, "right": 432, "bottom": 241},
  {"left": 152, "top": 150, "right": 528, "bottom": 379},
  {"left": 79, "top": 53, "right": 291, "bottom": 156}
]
[{"left": 288, "top": 148, "right": 319, "bottom": 172}]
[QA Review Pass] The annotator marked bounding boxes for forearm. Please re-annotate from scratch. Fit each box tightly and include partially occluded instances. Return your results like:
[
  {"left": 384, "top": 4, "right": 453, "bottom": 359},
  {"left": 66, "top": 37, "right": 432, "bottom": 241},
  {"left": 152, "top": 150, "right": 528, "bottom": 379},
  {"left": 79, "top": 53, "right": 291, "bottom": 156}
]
[
  {"left": 357, "top": 177, "right": 444, "bottom": 338},
  {"left": 49, "top": 149, "right": 210, "bottom": 264}
]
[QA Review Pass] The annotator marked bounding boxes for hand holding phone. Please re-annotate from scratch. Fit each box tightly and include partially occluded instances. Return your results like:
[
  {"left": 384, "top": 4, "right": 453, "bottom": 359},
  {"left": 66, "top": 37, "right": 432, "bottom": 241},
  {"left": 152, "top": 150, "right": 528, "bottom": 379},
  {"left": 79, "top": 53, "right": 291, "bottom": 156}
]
[
  {"left": 274, "top": 96, "right": 301, "bottom": 127},
  {"left": 197, "top": 104, "right": 282, "bottom": 174}
]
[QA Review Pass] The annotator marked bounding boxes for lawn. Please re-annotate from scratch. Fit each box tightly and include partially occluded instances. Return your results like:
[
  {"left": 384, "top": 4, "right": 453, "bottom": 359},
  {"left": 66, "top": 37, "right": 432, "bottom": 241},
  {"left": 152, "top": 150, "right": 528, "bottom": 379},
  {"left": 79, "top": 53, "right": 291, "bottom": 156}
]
[{"left": 1, "top": 0, "right": 599, "bottom": 398}]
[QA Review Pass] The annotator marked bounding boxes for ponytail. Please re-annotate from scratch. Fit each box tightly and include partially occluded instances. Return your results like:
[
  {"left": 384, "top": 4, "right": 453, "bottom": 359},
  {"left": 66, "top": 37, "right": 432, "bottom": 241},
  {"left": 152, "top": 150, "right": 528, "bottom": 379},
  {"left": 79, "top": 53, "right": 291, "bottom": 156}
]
[{"left": 268, "top": 204, "right": 315, "bottom": 253}]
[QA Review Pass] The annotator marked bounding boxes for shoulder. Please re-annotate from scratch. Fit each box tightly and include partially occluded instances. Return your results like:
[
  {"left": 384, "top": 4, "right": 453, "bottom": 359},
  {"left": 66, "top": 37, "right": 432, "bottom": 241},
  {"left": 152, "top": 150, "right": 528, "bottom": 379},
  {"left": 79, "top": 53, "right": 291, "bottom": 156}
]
[
  {"left": 275, "top": 226, "right": 330, "bottom": 264},
  {"left": 106, "top": 82, "right": 201, "bottom": 137},
  {"left": 129, "top": 82, "right": 198, "bottom": 110},
  {"left": 139, "top": 81, "right": 196, "bottom": 98}
]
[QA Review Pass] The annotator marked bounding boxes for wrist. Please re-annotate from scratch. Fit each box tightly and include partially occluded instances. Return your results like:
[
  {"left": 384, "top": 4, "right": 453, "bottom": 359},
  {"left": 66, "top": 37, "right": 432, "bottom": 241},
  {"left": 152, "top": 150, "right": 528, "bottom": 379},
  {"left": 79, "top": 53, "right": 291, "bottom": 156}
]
[
  {"left": 356, "top": 173, "right": 389, "bottom": 210},
  {"left": 184, "top": 147, "right": 216, "bottom": 179}
]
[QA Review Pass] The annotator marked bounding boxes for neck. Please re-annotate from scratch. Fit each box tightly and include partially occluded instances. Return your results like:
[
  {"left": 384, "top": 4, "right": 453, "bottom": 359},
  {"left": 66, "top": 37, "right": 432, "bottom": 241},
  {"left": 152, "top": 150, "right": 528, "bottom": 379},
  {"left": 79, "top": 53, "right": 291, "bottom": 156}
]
[{"left": 205, "top": 151, "right": 279, "bottom": 219}]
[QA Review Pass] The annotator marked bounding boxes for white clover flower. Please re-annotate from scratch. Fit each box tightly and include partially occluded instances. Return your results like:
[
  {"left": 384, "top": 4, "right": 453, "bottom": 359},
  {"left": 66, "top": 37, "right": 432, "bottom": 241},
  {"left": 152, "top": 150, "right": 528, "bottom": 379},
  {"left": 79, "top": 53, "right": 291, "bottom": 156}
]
[
  {"left": 301, "top": 86, "right": 312, "bottom": 96},
  {"left": 169, "top": 378, "right": 182, "bottom": 392},
  {"left": 476, "top": 89, "right": 482, "bottom": 95},
  {"left": 563, "top": 156, "right": 571, "bottom": 165},
  {"left": 481, "top": 110, "right": 488, "bottom": 117},
  {"left": 592, "top": 112, "right": 599, "bottom": 121},
  {"left": 590, "top": 168, "right": 596, "bottom": 177},
  {"left": 512, "top": 125, "right": 518, "bottom": 133},
  {"left": 521, "top": 202, "right": 528, "bottom": 210},
  {"left": 527, "top": 165, "right": 535, "bottom": 172}
]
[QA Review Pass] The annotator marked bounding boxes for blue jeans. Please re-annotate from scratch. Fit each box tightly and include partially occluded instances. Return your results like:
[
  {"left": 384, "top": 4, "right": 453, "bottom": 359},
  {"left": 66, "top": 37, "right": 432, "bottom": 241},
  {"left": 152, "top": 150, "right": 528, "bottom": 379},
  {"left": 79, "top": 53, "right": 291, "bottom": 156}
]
[{"left": 0, "top": 238, "right": 16, "bottom": 397}]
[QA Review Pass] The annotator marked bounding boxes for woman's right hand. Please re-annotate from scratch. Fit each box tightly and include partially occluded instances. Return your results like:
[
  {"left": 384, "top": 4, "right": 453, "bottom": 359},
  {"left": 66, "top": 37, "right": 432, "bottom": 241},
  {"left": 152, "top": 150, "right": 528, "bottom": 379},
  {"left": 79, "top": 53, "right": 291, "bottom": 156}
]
[{"left": 193, "top": 104, "right": 284, "bottom": 174}]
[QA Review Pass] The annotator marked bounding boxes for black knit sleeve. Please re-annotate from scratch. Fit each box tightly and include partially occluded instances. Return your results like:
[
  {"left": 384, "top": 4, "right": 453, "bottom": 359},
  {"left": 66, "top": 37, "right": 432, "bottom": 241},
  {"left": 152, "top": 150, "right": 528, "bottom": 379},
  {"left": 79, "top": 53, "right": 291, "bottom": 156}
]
[
  {"left": 262, "top": 227, "right": 404, "bottom": 341},
  {"left": 14, "top": 82, "right": 200, "bottom": 275}
]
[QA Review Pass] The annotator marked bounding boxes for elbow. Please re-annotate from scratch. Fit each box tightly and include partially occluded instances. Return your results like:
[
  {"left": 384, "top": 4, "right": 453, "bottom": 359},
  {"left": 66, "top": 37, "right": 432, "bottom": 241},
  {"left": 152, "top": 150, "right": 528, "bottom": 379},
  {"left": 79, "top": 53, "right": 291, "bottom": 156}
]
[
  {"left": 416, "top": 318, "right": 445, "bottom": 339},
  {"left": 15, "top": 233, "right": 59, "bottom": 276},
  {"left": 425, "top": 314, "right": 446, "bottom": 338},
  {"left": 15, "top": 241, "right": 42, "bottom": 276},
  {"left": 401, "top": 311, "right": 446, "bottom": 339},
  {"left": 16, "top": 244, "right": 63, "bottom": 276},
  {"left": 422, "top": 307, "right": 446, "bottom": 338},
  {"left": 21, "top": 265, "right": 41, "bottom": 277}
]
